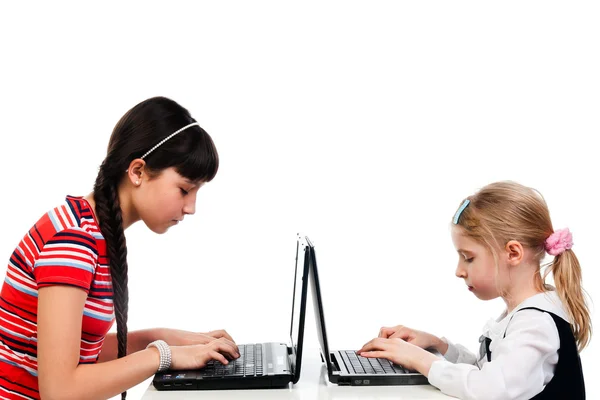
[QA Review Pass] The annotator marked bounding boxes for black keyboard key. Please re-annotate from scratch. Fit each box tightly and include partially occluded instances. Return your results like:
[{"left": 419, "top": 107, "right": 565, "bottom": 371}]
[{"left": 391, "top": 363, "right": 408, "bottom": 374}]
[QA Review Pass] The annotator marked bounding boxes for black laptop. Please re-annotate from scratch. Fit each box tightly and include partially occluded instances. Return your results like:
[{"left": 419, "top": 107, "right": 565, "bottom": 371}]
[
  {"left": 306, "top": 237, "right": 430, "bottom": 386},
  {"left": 152, "top": 234, "right": 310, "bottom": 390}
]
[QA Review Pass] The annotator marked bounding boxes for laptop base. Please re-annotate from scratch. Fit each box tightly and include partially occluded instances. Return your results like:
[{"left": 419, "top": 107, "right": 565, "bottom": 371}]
[
  {"left": 153, "top": 375, "right": 292, "bottom": 391},
  {"left": 327, "top": 350, "right": 429, "bottom": 386},
  {"left": 153, "top": 342, "right": 293, "bottom": 391}
]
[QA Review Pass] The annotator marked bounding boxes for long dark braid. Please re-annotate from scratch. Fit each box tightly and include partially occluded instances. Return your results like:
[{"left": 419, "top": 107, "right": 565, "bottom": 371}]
[
  {"left": 94, "top": 161, "right": 130, "bottom": 399},
  {"left": 91, "top": 96, "right": 219, "bottom": 400}
]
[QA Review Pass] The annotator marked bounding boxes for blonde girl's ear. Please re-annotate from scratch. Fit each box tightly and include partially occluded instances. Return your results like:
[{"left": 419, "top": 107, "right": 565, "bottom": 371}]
[{"left": 505, "top": 240, "right": 524, "bottom": 266}]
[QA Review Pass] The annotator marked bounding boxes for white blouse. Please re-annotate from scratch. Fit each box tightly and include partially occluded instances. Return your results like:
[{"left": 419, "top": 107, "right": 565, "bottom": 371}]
[{"left": 428, "top": 291, "right": 570, "bottom": 400}]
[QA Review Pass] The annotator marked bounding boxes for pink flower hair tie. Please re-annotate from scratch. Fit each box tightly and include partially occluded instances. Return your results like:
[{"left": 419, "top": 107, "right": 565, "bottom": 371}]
[{"left": 545, "top": 228, "right": 573, "bottom": 256}]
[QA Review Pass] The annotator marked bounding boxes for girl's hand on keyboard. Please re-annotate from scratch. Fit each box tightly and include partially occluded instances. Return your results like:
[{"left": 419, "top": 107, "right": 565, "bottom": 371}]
[
  {"left": 378, "top": 325, "right": 443, "bottom": 352},
  {"left": 159, "top": 328, "right": 239, "bottom": 353},
  {"left": 358, "top": 337, "right": 438, "bottom": 376},
  {"left": 170, "top": 338, "right": 241, "bottom": 370},
  {"left": 202, "top": 329, "right": 236, "bottom": 343}
]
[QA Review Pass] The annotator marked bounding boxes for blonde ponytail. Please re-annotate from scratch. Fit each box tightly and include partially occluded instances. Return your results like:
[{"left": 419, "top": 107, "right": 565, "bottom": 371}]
[{"left": 544, "top": 249, "right": 592, "bottom": 351}]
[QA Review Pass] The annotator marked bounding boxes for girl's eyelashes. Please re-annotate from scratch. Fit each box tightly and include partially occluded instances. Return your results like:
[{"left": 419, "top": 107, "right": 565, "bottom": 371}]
[
  {"left": 460, "top": 253, "right": 474, "bottom": 263},
  {"left": 180, "top": 188, "right": 189, "bottom": 196}
]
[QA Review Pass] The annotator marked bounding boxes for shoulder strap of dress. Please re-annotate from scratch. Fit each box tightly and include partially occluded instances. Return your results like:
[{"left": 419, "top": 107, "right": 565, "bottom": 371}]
[{"left": 502, "top": 306, "right": 549, "bottom": 339}]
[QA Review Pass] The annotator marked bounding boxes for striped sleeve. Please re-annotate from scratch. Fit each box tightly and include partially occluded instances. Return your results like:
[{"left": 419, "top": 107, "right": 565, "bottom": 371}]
[{"left": 33, "top": 228, "right": 99, "bottom": 293}]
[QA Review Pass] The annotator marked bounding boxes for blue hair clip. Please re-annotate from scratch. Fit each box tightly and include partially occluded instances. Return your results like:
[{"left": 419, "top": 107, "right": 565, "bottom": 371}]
[{"left": 453, "top": 199, "right": 470, "bottom": 224}]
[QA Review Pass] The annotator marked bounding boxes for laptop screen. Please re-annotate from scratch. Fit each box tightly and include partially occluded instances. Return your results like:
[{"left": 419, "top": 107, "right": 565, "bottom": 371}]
[
  {"left": 288, "top": 234, "right": 309, "bottom": 383},
  {"left": 306, "top": 236, "right": 334, "bottom": 376}
]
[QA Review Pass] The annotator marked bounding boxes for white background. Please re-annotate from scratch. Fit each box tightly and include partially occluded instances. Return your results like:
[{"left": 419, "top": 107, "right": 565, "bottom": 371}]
[{"left": 1, "top": 1, "right": 598, "bottom": 399}]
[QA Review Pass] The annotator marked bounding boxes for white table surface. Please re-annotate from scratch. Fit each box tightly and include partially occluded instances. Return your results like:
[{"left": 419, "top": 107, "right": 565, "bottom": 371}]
[{"left": 141, "top": 347, "right": 452, "bottom": 399}]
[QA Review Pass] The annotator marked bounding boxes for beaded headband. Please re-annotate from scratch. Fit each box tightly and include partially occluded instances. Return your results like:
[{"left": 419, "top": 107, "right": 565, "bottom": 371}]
[{"left": 140, "top": 122, "right": 200, "bottom": 160}]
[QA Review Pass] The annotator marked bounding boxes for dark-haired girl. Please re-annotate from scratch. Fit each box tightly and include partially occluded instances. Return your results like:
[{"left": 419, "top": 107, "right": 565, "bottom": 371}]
[{"left": 0, "top": 97, "right": 239, "bottom": 400}]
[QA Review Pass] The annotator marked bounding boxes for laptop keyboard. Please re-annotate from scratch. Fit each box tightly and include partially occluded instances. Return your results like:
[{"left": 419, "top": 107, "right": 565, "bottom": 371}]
[
  {"left": 199, "top": 343, "right": 264, "bottom": 377},
  {"left": 341, "top": 350, "right": 410, "bottom": 374}
]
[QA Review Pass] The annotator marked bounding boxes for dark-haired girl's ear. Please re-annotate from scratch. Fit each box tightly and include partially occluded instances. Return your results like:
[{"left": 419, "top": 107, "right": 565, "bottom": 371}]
[{"left": 126, "top": 159, "right": 146, "bottom": 187}]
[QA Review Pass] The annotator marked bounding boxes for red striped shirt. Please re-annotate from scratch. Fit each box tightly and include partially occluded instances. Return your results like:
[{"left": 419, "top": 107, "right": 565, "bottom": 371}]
[{"left": 0, "top": 196, "right": 115, "bottom": 399}]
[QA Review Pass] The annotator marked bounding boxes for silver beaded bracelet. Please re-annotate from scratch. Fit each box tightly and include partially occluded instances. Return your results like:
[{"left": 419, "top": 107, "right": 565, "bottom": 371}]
[{"left": 147, "top": 340, "right": 172, "bottom": 372}]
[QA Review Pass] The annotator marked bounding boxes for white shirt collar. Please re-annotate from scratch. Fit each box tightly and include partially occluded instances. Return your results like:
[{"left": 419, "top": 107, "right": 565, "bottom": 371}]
[{"left": 481, "top": 290, "right": 569, "bottom": 342}]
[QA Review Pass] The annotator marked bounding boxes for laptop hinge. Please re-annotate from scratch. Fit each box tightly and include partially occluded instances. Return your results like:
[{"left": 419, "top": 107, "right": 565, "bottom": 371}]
[
  {"left": 330, "top": 352, "right": 342, "bottom": 373},
  {"left": 287, "top": 345, "right": 296, "bottom": 375}
]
